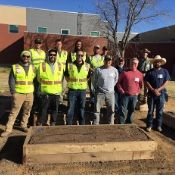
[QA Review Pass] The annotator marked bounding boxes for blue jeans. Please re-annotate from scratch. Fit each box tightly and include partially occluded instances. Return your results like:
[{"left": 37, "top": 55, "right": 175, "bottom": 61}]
[
  {"left": 94, "top": 92, "right": 115, "bottom": 125},
  {"left": 146, "top": 94, "right": 165, "bottom": 128},
  {"left": 67, "top": 89, "right": 86, "bottom": 125},
  {"left": 115, "top": 91, "right": 122, "bottom": 114},
  {"left": 119, "top": 94, "right": 138, "bottom": 124}
]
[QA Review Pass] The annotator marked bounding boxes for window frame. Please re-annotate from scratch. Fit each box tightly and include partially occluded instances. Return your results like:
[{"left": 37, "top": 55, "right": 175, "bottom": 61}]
[
  {"left": 61, "top": 29, "right": 70, "bottom": 35},
  {"left": 37, "top": 26, "right": 48, "bottom": 34},
  {"left": 9, "top": 25, "right": 19, "bottom": 33},
  {"left": 90, "top": 31, "right": 100, "bottom": 37}
]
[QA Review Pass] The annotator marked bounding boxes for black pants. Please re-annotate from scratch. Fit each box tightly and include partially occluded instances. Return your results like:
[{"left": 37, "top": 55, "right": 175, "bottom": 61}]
[{"left": 39, "top": 94, "right": 60, "bottom": 125}]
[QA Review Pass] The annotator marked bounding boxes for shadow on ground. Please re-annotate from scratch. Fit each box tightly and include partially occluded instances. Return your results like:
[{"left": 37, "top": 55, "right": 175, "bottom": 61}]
[{"left": 0, "top": 135, "right": 25, "bottom": 164}]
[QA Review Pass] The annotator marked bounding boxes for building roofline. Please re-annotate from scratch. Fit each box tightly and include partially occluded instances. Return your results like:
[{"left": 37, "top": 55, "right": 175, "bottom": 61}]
[{"left": 0, "top": 4, "right": 99, "bottom": 16}]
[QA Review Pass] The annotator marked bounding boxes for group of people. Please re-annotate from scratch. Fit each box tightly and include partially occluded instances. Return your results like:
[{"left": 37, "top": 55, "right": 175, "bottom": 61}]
[{"left": 0, "top": 38, "right": 170, "bottom": 137}]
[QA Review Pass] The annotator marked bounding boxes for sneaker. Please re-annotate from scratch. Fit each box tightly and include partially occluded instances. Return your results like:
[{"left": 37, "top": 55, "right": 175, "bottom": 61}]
[
  {"left": 20, "top": 127, "right": 29, "bottom": 133},
  {"left": 146, "top": 127, "right": 152, "bottom": 132},
  {"left": 157, "top": 126, "right": 162, "bottom": 132},
  {"left": 1, "top": 131, "right": 11, "bottom": 137}
]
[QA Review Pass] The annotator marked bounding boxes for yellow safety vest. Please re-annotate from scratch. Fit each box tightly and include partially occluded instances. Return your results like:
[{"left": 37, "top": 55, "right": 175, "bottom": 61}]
[
  {"left": 56, "top": 50, "right": 67, "bottom": 70},
  {"left": 12, "top": 64, "right": 35, "bottom": 93},
  {"left": 30, "top": 48, "right": 46, "bottom": 69},
  {"left": 90, "top": 55, "right": 104, "bottom": 70},
  {"left": 38, "top": 62, "right": 64, "bottom": 94},
  {"left": 71, "top": 52, "right": 86, "bottom": 62},
  {"left": 67, "top": 63, "right": 90, "bottom": 90}
]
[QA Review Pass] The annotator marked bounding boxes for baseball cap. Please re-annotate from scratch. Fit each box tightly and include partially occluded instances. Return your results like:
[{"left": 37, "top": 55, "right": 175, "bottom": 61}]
[
  {"left": 94, "top": 45, "right": 100, "bottom": 49},
  {"left": 34, "top": 38, "right": 42, "bottom": 44},
  {"left": 104, "top": 55, "right": 112, "bottom": 61}
]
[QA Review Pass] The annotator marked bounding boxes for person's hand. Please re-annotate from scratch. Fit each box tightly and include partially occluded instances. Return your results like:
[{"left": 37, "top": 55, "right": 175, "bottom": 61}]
[{"left": 153, "top": 89, "right": 161, "bottom": 96}]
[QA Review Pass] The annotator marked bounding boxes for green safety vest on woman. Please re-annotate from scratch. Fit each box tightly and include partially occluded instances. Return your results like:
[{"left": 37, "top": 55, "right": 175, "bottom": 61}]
[
  {"left": 67, "top": 63, "right": 90, "bottom": 90},
  {"left": 38, "top": 62, "right": 64, "bottom": 94},
  {"left": 29, "top": 49, "right": 46, "bottom": 69},
  {"left": 12, "top": 64, "right": 35, "bottom": 93}
]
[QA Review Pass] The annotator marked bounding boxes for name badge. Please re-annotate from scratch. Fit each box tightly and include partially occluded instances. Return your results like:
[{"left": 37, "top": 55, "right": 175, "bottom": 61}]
[
  {"left": 135, "top": 77, "right": 139, "bottom": 82},
  {"left": 158, "top": 74, "right": 163, "bottom": 78}
]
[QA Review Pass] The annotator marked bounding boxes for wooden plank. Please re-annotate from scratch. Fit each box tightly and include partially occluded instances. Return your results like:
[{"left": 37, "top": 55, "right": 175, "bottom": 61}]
[
  {"left": 23, "top": 127, "right": 32, "bottom": 164},
  {"left": 26, "top": 151, "right": 155, "bottom": 164},
  {"left": 23, "top": 125, "right": 158, "bottom": 164},
  {"left": 26, "top": 141, "right": 157, "bottom": 155}
]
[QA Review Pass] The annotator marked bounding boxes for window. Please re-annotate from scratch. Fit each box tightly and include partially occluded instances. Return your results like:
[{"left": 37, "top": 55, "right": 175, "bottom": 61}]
[
  {"left": 37, "top": 27, "right": 47, "bottom": 33},
  {"left": 90, "top": 31, "right": 100, "bottom": 37},
  {"left": 9, "top": 25, "right": 19, "bottom": 33},
  {"left": 61, "top": 29, "right": 70, "bottom": 35}
]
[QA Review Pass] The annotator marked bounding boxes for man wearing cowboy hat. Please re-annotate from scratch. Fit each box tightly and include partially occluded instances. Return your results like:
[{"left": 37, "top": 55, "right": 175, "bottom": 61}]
[
  {"left": 138, "top": 48, "right": 153, "bottom": 103},
  {"left": 144, "top": 55, "right": 170, "bottom": 132}
]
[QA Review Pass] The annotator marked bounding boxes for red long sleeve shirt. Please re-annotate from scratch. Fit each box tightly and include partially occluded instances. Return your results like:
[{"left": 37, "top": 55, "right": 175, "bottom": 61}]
[{"left": 117, "top": 70, "right": 143, "bottom": 96}]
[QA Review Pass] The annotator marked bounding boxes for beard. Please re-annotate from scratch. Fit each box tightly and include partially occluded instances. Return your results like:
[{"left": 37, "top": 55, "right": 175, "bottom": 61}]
[{"left": 154, "top": 64, "right": 161, "bottom": 69}]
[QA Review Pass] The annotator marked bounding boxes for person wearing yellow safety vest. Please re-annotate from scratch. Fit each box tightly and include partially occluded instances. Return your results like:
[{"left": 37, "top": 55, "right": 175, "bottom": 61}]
[
  {"left": 101, "top": 46, "right": 108, "bottom": 60},
  {"left": 54, "top": 39, "right": 68, "bottom": 103},
  {"left": 29, "top": 38, "right": 46, "bottom": 69},
  {"left": 37, "top": 49, "right": 64, "bottom": 126},
  {"left": 89, "top": 45, "right": 104, "bottom": 107},
  {"left": 1, "top": 51, "right": 36, "bottom": 137},
  {"left": 67, "top": 39, "right": 88, "bottom": 63},
  {"left": 65, "top": 50, "right": 91, "bottom": 125},
  {"left": 55, "top": 39, "right": 68, "bottom": 66},
  {"left": 29, "top": 38, "right": 46, "bottom": 116}
]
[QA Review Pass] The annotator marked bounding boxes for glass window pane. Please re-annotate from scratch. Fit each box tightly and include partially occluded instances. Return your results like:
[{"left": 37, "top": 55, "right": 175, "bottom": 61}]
[
  {"left": 9, "top": 25, "right": 19, "bottom": 33},
  {"left": 37, "top": 27, "right": 47, "bottom": 33},
  {"left": 90, "top": 31, "right": 100, "bottom": 37},
  {"left": 61, "top": 29, "right": 69, "bottom": 35}
]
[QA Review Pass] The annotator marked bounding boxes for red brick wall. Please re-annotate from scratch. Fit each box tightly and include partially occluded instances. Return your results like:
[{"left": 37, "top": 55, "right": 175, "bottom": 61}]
[
  {"left": 24, "top": 32, "right": 108, "bottom": 56},
  {"left": 0, "top": 23, "right": 26, "bottom": 64}
]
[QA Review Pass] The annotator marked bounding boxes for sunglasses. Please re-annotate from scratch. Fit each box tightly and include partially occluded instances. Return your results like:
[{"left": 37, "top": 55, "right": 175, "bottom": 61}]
[
  {"left": 77, "top": 54, "right": 84, "bottom": 57},
  {"left": 22, "top": 55, "right": 30, "bottom": 58},
  {"left": 49, "top": 54, "right": 56, "bottom": 56}
]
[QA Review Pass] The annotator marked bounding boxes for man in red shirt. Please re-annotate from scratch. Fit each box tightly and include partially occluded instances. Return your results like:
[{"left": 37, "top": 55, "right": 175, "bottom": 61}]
[{"left": 117, "top": 57, "right": 143, "bottom": 124}]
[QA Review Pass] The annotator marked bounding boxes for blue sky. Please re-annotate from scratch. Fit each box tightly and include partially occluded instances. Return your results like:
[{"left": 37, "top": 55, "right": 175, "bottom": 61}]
[{"left": 0, "top": 0, "right": 175, "bottom": 33}]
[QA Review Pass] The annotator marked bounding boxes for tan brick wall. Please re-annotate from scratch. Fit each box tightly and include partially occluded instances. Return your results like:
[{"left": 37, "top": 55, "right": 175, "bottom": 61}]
[{"left": 0, "top": 5, "right": 26, "bottom": 25}]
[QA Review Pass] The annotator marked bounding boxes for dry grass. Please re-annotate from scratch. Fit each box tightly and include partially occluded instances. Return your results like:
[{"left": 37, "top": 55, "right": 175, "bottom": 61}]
[{"left": 167, "top": 81, "right": 175, "bottom": 98}]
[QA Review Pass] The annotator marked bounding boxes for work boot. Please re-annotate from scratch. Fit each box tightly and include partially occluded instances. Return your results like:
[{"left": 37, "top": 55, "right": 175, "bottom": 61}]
[
  {"left": 1, "top": 131, "right": 11, "bottom": 137},
  {"left": 20, "top": 127, "right": 29, "bottom": 133}
]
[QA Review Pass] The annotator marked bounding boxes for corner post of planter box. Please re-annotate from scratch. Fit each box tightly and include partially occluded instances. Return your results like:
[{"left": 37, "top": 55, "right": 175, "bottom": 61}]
[{"left": 23, "top": 127, "right": 32, "bottom": 164}]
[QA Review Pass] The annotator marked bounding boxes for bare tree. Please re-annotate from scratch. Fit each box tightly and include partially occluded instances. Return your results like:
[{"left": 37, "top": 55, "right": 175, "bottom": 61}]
[{"left": 96, "top": 0, "right": 167, "bottom": 59}]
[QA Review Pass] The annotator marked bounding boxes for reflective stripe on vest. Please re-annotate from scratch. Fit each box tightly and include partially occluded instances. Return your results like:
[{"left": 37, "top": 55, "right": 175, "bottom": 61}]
[
  {"left": 39, "top": 62, "right": 64, "bottom": 94},
  {"left": 67, "top": 63, "right": 89, "bottom": 90},
  {"left": 68, "top": 78, "right": 87, "bottom": 82},
  {"left": 13, "top": 64, "right": 35, "bottom": 93}
]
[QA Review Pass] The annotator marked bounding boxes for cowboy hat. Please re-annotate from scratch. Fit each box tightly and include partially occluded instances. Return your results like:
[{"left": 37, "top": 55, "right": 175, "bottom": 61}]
[{"left": 151, "top": 55, "right": 166, "bottom": 65}]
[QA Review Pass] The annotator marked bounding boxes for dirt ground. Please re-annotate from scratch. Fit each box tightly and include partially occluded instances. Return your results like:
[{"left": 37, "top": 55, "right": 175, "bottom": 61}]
[{"left": 0, "top": 94, "right": 175, "bottom": 175}]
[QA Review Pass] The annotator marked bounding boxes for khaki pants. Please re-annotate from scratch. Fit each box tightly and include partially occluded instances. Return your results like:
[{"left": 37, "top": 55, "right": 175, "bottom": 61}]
[{"left": 6, "top": 93, "right": 33, "bottom": 132}]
